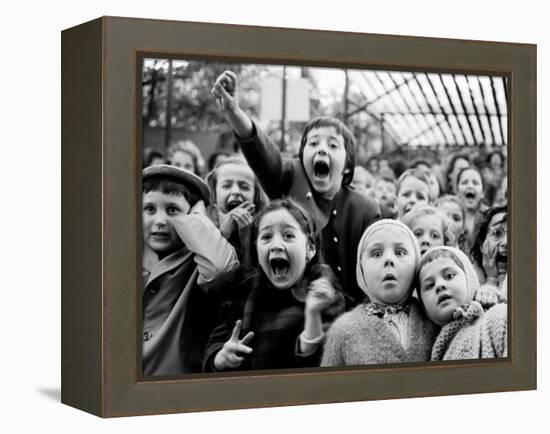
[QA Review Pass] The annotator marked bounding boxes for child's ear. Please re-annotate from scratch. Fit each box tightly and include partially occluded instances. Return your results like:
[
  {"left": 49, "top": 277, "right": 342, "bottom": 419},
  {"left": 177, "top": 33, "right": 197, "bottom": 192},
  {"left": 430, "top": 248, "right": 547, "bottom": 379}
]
[{"left": 306, "top": 241, "right": 317, "bottom": 262}]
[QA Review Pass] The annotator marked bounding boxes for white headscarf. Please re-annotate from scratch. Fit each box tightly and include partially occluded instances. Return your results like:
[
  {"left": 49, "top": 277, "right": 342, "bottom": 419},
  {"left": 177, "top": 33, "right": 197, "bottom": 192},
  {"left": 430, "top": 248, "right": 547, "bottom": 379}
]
[
  {"left": 418, "top": 245, "right": 480, "bottom": 304},
  {"left": 356, "top": 219, "right": 421, "bottom": 304}
]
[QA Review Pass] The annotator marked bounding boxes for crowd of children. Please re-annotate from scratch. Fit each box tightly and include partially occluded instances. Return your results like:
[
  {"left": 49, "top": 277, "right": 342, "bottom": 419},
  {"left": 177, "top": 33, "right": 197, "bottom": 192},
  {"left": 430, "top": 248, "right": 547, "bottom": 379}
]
[{"left": 140, "top": 70, "right": 508, "bottom": 377}]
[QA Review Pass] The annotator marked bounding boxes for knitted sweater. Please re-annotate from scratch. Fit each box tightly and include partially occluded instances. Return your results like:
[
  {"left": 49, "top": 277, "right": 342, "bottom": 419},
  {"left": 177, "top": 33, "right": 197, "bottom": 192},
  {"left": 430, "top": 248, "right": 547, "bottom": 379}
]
[
  {"left": 321, "top": 298, "right": 437, "bottom": 366},
  {"left": 431, "top": 301, "right": 507, "bottom": 360}
]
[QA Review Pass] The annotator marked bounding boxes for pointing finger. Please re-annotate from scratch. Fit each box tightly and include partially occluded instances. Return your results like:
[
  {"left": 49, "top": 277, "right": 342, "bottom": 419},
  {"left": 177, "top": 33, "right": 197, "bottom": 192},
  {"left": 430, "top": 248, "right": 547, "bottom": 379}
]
[{"left": 230, "top": 320, "right": 243, "bottom": 341}]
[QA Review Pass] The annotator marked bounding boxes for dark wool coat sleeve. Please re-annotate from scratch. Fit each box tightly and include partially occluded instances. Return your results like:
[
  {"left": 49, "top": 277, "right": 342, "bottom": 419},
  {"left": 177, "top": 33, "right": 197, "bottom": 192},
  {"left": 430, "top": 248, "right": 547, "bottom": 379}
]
[{"left": 236, "top": 122, "right": 293, "bottom": 199}]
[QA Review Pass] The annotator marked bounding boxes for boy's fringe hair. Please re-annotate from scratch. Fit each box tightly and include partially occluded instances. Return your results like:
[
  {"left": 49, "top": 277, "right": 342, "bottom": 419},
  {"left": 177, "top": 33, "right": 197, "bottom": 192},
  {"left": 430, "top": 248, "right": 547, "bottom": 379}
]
[
  {"left": 205, "top": 156, "right": 268, "bottom": 212},
  {"left": 142, "top": 178, "right": 200, "bottom": 207},
  {"left": 396, "top": 168, "right": 431, "bottom": 193},
  {"left": 298, "top": 116, "right": 356, "bottom": 187},
  {"left": 401, "top": 204, "right": 456, "bottom": 246}
]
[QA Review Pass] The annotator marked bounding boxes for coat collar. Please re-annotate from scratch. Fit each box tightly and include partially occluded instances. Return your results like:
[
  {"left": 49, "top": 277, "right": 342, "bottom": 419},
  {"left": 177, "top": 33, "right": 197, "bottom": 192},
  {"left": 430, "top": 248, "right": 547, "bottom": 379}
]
[{"left": 143, "top": 246, "right": 193, "bottom": 289}]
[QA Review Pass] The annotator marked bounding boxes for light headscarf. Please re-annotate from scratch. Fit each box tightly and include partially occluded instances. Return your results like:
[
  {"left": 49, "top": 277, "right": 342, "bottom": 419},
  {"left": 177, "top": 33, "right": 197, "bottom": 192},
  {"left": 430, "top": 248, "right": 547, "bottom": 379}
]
[
  {"left": 356, "top": 219, "right": 421, "bottom": 305},
  {"left": 417, "top": 245, "right": 480, "bottom": 305}
]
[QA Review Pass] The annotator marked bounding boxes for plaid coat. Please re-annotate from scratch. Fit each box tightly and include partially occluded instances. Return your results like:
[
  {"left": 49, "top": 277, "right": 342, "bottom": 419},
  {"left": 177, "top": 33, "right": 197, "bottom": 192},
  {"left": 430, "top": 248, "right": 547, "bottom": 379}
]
[{"left": 203, "top": 270, "right": 344, "bottom": 372}]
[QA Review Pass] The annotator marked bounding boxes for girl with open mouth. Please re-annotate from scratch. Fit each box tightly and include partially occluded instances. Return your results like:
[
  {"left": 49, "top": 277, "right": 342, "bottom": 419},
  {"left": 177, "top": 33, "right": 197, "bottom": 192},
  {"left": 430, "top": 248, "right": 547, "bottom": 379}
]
[
  {"left": 395, "top": 168, "right": 431, "bottom": 219},
  {"left": 211, "top": 70, "right": 381, "bottom": 309},
  {"left": 456, "top": 167, "right": 488, "bottom": 252},
  {"left": 322, "top": 220, "right": 437, "bottom": 367},
  {"left": 203, "top": 199, "right": 344, "bottom": 372},
  {"left": 207, "top": 157, "right": 268, "bottom": 262}
]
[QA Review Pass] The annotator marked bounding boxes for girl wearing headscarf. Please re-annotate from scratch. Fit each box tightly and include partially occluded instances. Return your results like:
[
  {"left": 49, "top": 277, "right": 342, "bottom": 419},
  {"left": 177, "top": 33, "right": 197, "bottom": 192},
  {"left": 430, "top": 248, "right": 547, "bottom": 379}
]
[
  {"left": 321, "top": 220, "right": 437, "bottom": 366},
  {"left": 417, "top": 246, "right": 507, "bottom": 360}
]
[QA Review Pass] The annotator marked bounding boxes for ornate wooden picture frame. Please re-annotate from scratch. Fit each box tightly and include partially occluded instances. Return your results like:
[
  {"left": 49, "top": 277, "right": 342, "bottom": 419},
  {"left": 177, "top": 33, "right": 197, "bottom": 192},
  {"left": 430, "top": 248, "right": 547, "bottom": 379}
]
[{"left": 61, "top": 16, "right": 536, "bottom": 417}]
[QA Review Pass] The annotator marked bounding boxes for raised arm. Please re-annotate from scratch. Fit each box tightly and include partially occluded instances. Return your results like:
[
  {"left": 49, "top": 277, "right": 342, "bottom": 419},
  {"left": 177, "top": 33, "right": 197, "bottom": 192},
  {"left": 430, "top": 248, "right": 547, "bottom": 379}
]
[
  {"left": 212, "top": 70, "right": 254, "bottom": 139},
  {"left": 212, "top": 71, "right": 291, "bottom": 199}
]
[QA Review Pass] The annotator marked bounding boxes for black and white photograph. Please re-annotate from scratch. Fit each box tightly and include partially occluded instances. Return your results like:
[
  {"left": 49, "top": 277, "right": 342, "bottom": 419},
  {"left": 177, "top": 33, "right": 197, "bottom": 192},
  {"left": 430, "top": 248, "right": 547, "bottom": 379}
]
[{"left": 140, "top": 58, "right": 509, "bottom": 377}]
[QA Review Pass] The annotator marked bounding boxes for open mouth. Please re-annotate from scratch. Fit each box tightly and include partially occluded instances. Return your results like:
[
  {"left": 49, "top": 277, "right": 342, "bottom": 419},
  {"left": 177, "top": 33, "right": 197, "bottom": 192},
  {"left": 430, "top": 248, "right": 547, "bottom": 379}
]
[
  {"left": 226, "top": 198, "right": 243, "bottom": 211},
  {"left": 382, "top": 273, "right": 397, "bottom": 282},
  {"left": 151, "top": 231, "right": 169, "bottom": 239},
  {"left": 313, "top": 160, "right": 330, "bottom": 179},
  {"left": 437, "top": 293, "right": 452, "bottom": 305},
  {"left": 269, "top": 257, "right": 290, "bottom": 278},
  {"left": 496, "top": 252, "right": 507, "bottom": 266},
  {"left": 464, "top": 191, "right": 476, "bottom": 200}
]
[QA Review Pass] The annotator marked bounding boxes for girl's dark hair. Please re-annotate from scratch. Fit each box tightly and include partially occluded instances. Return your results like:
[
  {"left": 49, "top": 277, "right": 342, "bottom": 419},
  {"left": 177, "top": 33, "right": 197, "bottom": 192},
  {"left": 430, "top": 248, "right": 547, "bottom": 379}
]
[
  {"left": 142, "top": 178, "right": 200, "bottom": 207},
  {"left": 248, "top": 198, "right": 324, "bottom": 271},
  {"left": 456, "top": 166, "right": 485, "bottom": 192},
  {"left": 298, "top": 116, "right": 356, "bottom": 186},
  {"left": 205, "top": 156, "right": 268, "bottom": 212},
  {"left": 445, "top": 153, "right": 471, "bottom": 192},
  {"left": 470, "top": 204, "right": 507, "bottom": 268},
  {"left": 143, "top": 147, "right": 165, "bottom": 168},
  {"left": 486, "top": 150, "right": 505, "bottom": 168},
  {"left": 207, "top": 150, "right": 231, "bottom": 171}
]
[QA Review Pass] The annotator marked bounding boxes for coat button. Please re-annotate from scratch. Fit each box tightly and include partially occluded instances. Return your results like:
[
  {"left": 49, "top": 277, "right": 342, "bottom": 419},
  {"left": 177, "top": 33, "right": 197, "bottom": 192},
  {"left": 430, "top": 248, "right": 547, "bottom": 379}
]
[
  {"left": 143, "top": 331, "right": 153, "bottom": 341},
  {"left": 333, "top": 209, "right": 337, "bottom": 216},
  {"left": 306, "top": 192, "right": 312, "bottom": 200},
  {"left": 333, "top": 236, "right": 338, "bottom": 243},
  {"left": 337, "top": 266, "right": 342, "bottom": 272},
  {"left": 149, "top": 287, "right": 157, "bottom": 294}
]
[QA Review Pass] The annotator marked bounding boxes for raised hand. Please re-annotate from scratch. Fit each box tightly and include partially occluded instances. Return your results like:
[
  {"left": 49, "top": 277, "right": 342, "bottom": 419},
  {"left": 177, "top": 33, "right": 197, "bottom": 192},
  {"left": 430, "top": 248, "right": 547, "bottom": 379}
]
[
  {"left": 474, "top": 283, "right": 499, "bottom": 309},
  {"left": 481, "top": 239, "right": 499, "bottom": 282},
  {"left": 189, "top": 199, "right": 207, "bottom": 216},
  {"left": 218, "top": 201, "right": 256, "bottom": 238},
  {"left": 305, "top": 277, "right": 336, "bottom": 315},
  {"left": 213, "top": 320, "right": 254, "bottom": 371},
  {"left": 212, "top": 70, "right": 239, "bottom": 112}
]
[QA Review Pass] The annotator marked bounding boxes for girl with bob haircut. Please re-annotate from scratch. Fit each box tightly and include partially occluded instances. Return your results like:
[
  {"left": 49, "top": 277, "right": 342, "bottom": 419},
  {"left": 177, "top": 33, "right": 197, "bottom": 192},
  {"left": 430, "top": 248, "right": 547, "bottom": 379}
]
[{"left": 203, "top": 199, "right": 344, "bottom": 372}]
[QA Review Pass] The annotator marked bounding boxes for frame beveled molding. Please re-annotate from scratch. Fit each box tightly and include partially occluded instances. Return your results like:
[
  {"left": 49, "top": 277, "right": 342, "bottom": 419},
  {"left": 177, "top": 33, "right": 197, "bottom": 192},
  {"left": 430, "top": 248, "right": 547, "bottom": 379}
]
[{"left": 62, "top": 16, "right": 536, "bottom": 417}]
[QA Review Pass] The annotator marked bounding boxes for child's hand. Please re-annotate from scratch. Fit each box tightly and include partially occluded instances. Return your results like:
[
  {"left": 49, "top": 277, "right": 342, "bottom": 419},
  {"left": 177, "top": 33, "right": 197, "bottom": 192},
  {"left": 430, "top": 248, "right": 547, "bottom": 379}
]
[
  {"left": 305, "top": 278, "right": 336, "bottom": 315},
  {"left": 481, "top": 239, "right": 499, "bottom": 281},
  {"left": 212, "top": 71, "right": 239, "bottom": 112},
  {"left": 474, "top": 283, "right": 499, "bottom": 309},
  {"left": 219, "top": 201, "right": 255, "bottom": 238},
  {"left": 213, "top": 320, "right": 254, "bottom": 371},
  {"left": 189, "top": 200, "right": 207, "bottom": 216}
]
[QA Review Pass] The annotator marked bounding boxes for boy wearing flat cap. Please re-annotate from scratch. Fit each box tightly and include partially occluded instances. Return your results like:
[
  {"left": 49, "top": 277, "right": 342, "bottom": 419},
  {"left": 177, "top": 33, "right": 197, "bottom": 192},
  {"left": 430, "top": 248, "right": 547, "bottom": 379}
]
[{"left": 142, "top": 165, "right": 239, "bottom": 376}]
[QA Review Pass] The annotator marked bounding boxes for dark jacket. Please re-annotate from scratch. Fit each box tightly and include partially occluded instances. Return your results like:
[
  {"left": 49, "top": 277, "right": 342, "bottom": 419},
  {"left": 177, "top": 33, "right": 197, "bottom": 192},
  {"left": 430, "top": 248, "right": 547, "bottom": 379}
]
[
  {"left": 237, "top": 123, "right": 380, "bottom": 307},
  {"left": 203, "top": 267, "right": 345, "bottom": 372}
]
